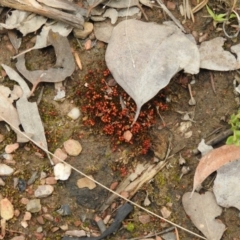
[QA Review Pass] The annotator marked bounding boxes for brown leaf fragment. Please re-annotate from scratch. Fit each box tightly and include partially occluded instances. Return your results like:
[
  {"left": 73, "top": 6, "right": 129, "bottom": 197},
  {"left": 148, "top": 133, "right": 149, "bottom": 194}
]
[{"left": 192, "top": 144, "right": 240, "bottom": 193}]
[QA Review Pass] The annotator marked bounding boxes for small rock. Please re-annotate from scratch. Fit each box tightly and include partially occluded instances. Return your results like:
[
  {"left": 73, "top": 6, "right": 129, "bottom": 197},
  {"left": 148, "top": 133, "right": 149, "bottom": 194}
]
[
  {"left": 10, "top": 236, "right": 25, "bottom": 240},
  {"left": 65, "top": 230, "right": 86, "bottom": 237},
  {"left": 34, "top": 232, "right": 44, "bottom": 240},
  {"left": 36, "top": 216, "right": 45, "bottom": 225},
  {"left": 0, "top": 198, "right": 14, "bottom": 220},
  {"left": 63, "top": 139, "right": 82, "bottom": 156},
  {"left": 2, "top": 153, "right": 13, "bottom": 161},
  {"left": 160, "top": 206, "right": 171, "bottom": 219},
  {"left": 21, "top": 220, "right": 28, "bottom": 228},
  {"left": 43, "top": 214, "right": 54, "bottom": 221},
  {"left": 0, "top": 163, "right": 14, "bottom": 176},
  {"left": 34, "top": 185, "right": 54, "bottom": 198},
  {"left": 13, "top": 177, "right": 19, "bottom": 188},
  {"left": 60, "top": 224, "right": 68, "bottom": 231},
  {"left": 27, "top": 171, "right": 38, "bottom": 185},
  {"left": 18, "top": 178, "right": 27, "bottom": 192},
  {"left": 40, "top": 171, "right": 47, "bottom": 180},
  {"left": 138, "top": 214, "right": 151, "bottom": 224},
  {"left": 26, "top": 199, "right": 41, "bottom": 213},
  {"left": 67, "top": 107, "right": 81, "bottom": 120},
  {"left": 54, "top": 163, "right": 72, "bottom": 180},
  {"left": 0, "top": 177, "right": 5, "bottom": 186},
  {"left": 23, "top": 211, "right": 31, "bottom": 221},
  {"left": 94, "top": 21, "right": 114, "bottom": 43},
  {"left": 5, "top": 143, "right": 19, "bottom": 153},
  {"left": 14, "top": 209, "right": 20, "bottom": 217},
  {"left": 73, "top": 22, "right": 93, "bottom": 39},
  {"left": 20, "top": 198, "right": 29, "bottom": 205},
  {"left": 57, "top": 204, "right": 71, "bottom": 216},
  {"left": 91, "top": 16, "right": 106, "bottom": 22},
  {"left": 166, "top": 1, "right": 176, "bottom": 10},
  {"left": 77, "top": 175, "right": 96, "bottom": 189},
  {"left": 123, "top": 130, "right": 132, "bottom": 142},
  {"left": 51, "top": 226, "right": 59, "bottom": 232},
  {"left": 36, "top": 226, "right": 43, "bottom": 233},
  {"left": 52, "top": 148, "right": 68, "bottom": 164},
  {"left": 45, "top": 177, "right": 57, "bottom": 185}
]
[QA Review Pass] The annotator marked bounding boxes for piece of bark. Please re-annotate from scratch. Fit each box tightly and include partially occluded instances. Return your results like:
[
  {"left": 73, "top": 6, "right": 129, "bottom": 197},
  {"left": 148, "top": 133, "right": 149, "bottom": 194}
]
[{"left": 0, "top": 0, "right": 84, "bottom": 29}]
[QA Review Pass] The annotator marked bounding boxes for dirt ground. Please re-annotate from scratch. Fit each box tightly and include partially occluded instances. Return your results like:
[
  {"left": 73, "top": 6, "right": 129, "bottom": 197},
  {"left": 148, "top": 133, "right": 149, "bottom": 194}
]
[{"left": 0, "top": 0, "right": 240, "bottom": 239}]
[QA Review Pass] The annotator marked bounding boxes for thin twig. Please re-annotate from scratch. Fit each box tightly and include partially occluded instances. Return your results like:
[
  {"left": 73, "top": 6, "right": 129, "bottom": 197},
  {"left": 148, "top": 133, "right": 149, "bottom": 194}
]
[
  {"left": 156, "top": 105, "right": 166, "bottom": 127},
  {"left": 192, "top": 0, "right": 208, "bottom": 14},
  {"left": 155, "top": 0, "right": 186, "bottom": 33},
  {"left": 223, "top": 9, "right": 240, "bottom": 38},
  {"left": 210, "top": 72, "right": 216, "bottom": 94},
  {"left": 0, "top": 114, "right": 207, "bottom": 240}
]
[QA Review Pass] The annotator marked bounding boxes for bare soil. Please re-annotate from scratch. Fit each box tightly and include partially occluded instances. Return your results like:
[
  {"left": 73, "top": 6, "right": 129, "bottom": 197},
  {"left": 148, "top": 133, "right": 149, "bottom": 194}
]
[{"left": 0, "top": 0, "right": 240, "bottom": 239}]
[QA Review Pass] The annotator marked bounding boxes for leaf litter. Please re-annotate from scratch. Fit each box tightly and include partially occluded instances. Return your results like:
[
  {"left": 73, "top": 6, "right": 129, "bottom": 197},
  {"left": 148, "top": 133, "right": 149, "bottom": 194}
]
[
  {"left": 1, "top": 2, "right": 240, "bottom": 240},
  {"left": 182, "top": 192, "right": 225, "bottom": 240}
]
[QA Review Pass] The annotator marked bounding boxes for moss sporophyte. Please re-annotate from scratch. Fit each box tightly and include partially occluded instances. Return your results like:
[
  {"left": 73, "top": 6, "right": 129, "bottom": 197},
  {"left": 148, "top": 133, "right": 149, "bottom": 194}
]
[{"left": 74, "top": 65, "right": 168, "bottom": 154}]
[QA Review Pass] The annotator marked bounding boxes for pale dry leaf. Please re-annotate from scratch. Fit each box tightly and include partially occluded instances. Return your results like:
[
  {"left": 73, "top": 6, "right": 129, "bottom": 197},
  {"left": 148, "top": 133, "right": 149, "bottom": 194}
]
[
  {"left": 77, "top": 175, "right": 96, "bottom": 189},
  {"left": 106, "top": 20, "right": 199, "bottom": 124},
  {"left": 199, "top": 37, "right": 240, "bottom": 71},
  {"left": 182, "top": 191, "right": 225, "bottom": 240},
  {"left": 16, "top": 31, "right": 75, "bottom": 91},
  {"left": 1, "top": 64, "right": 49, "bottom": 154},
  {"left": 192, "top": 144, "right": 240, "bottom": 193},
  {"left": 0, "top": 10, "right": 47, "bottom": 36},
  {"left": 197, "top": 139, "right": 213, "bottom": 156},
  {"left": 0, "top": 90, "right": 28, "bottom": 142},
  {"left": 213, "top": 159, "right": 240, "bottom": 210}
]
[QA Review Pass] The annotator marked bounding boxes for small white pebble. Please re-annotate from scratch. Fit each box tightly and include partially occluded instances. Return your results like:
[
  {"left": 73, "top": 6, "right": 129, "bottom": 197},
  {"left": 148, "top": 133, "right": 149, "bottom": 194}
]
[{"left": 67, "top": 107, "right": 81, "bottom": 120}]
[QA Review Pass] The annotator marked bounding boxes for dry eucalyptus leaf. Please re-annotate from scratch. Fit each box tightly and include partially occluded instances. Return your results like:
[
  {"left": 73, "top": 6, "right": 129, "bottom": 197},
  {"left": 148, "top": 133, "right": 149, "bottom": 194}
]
[
  {"left": 0, "top": 10, "right": 47, "bottom": 36},
  {"left": 106, "top": 20, "right": 199, "bottom": 124},
  {"left": 182, "top": 192, "right": 225, "bottom": 240},
  {"left": 213, "top": 159, "right": 240, "bottom": 210},
  {"left": 13, "top": 23, "right": 73, "bottom": 59},
  {"left": 192, "top": 145, "right": 240, "bottom": 194},
  {"left": 0, "top": 90, "right": 28, "bottom": 143},
  {"left": 16, "top": 30, "right": 75, "bottom": 93},
  {"left": 1, "top": 64, "right": 49, "bottom": 154},
  {"left": 199, "top": 37, "right": 240, "bottom": 71}
]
